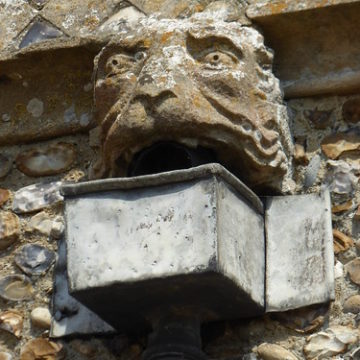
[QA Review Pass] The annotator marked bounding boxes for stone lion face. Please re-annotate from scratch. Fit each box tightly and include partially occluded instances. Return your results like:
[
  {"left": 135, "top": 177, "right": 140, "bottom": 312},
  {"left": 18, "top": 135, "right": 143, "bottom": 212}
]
[{"left": 93, "top": 9, "right": 293, "bottom": 191}]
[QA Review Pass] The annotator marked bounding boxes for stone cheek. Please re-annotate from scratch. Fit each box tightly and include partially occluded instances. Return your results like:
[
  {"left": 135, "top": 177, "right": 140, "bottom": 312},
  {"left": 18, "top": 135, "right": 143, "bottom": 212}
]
[{"left": 92, "top": 17, "right": 293, "bottom": 191}]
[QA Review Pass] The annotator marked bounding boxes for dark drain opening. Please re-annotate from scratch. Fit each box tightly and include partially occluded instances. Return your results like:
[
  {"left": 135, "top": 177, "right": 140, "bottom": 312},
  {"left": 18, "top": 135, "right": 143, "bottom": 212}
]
[{"left": 128, "top": 142, "right": 217, "bottom": 177}]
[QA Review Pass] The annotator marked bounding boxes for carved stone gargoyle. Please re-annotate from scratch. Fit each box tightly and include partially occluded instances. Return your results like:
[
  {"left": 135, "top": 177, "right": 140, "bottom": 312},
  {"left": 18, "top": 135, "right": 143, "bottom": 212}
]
[{"left": 90, "top": 2, "right": 293, "bottom": 193}]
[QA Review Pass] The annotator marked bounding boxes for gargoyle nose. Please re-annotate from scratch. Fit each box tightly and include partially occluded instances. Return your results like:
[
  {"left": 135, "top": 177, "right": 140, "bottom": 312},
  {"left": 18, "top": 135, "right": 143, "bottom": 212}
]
[
  {"left": 136, "top": 73, "right": 172, "bottom": 98},
  {"left": 136, "top": 71, "right": 179, "bottom": 99},
  {"left": 135, "top": 52, "right": 186, "bottom": 98}
]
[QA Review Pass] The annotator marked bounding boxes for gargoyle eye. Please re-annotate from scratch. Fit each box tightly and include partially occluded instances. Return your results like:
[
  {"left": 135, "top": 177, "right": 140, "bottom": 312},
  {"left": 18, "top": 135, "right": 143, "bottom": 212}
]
[
  {"left": 104, "top": 54, "right": 137, "bottom": 77},
  {"left": 134, "top": 51, "right": 147, "bottom": 61},
  {"left": 200, "top": 50, "right": 238, "bottom": 68}
]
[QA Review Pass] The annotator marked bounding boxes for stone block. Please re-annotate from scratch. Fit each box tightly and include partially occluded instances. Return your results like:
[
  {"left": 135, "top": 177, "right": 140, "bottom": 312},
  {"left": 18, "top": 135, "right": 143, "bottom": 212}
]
[{"left": 247, "top": 1, "right": 360, "bottom": 98}]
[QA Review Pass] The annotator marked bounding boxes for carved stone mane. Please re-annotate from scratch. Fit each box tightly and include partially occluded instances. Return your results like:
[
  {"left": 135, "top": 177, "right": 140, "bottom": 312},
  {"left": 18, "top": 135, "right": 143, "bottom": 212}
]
[{"left": 91, "top": 2, "right": 293, "bottom": 191}]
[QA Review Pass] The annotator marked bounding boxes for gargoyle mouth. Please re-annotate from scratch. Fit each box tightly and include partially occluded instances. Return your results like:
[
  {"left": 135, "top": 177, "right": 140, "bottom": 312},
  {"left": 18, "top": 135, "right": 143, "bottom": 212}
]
[{"left": 127, "top": 141, "right": 218, "bottom": 177}]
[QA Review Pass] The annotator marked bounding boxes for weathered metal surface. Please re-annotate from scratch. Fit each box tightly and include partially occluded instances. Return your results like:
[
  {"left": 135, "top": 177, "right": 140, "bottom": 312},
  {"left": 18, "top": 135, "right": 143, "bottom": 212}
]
[
  {"left": 61, "top": 164, "right": 264, "bottom": 213},
  {"left": 63, "top": 165, "right": 265, "bottom": 331},
  {"left": 51, "top": 238, "right": 115, "bottom": 337},
  {"left": 52, "top": 165, "right": 335, "bottom": 336},
  {"left": 265, "top": 190, "right": 334, "bottom": 312}
]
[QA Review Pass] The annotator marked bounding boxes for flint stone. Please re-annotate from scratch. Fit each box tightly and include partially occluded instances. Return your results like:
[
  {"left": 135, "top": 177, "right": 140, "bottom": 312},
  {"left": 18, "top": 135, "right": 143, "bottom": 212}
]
[
  {"left": 0, "top": 189, "right": 10, "bottom": 207},
  {"left": 50, "top": 216, "right": 65, "bottom": 239},
  {"left": 342, "top": 98, "right": 360, "bottom": 123},
  {"left": 27, "top": 212, "right": 64, "bottom": 238},
  {"left": 0, "top": 353, "right": 12, "bottom": 360},
  {"left": 256, "top": 343, "right": 298, "bottom": 360},
  {"left": 16, "top": 143, "right": 76, "bottom": 177},
  {"left": 304, "top": 154, "right": 321, "bottom": 188},
  {"left": 0, "top": 275, "right": 33, "bottom": 301},
  {"left": 355, "top": 205, "right": 360, "bottom": 220},
  {"left": 12, "top": 182, "right": 63, "bottom": 214},
  {"left": 293, "top": 144, "right": 308, "bottom": 165},
  {"left": 321, "top": 132, "right": 360, "bottom": 159},
  {"left": 0, "top": 310, "right": 23, "bottom": 338},
  {"left": 14, "top": 244, "right": 55, "bottom": 276},
  {"left": 0, "top": 0, "right": 37, "bottom": 52},
  {"left": 27, "top": 212, "right": 54, "bottom": 236},
  {"left": 99, "top": 6, "right": 145, "bottom": 35},
  {"left": 334, "top": 261, "right": 344, "bottom": 279},
  {"left": 31, "top": 307, "right": 51, "bottom": 329},
  {"left": 271, "top": 304, "right": 328, "bottom": 334},
  {"left": 20, "top": 339, "right": 64, "bottom": 360},
  {"left": 0, "top": 155, "right": 12, "bottom": 179},
  {"left": 19, "top": 20, "right": 64, "bottom": 49},
  {"left": 351, "top": 347, "right": 360, "bottom": 359},
  {"left": 325, "top": 160, "right": 359, "bottom": 194},
  {"left": 0, "top": 211, "right": 20, "bottom": 251},
  {"left": 333, "top": 229, "right": 354, "bottom": 254},
  {"left": 331, "top": 200, "right": 353, "bottom": 213},
  {"left": 304, "top": 109, "right": 333, "bottom": 129},
  {"left": 304, "top": 326, "right": 359, "bottom": 359},
  {"left": 345, "top": 258, "right": 360, "bottom": 285},
  {"left": 343, "top": 295, "right": 360, "bottom": 314}
]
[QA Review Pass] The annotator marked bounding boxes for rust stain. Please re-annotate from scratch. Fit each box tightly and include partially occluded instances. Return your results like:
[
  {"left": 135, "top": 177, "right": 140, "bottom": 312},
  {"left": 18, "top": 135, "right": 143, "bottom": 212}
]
[
  {"left": 333, "top": 229, "right": 354, "bottom": 254},
  {"left": 269, "top": 1, "right": 288, "bottom": 14},
  {"left": 84, "top": 16, "right": 100, "bottom": 29},
  {"left": 143, "top": 38, "right": 152, "bottom": 48},
  {"left": 129, "top": 74, "right": 137, "bottom": 83},
  {"left": 193, "top": 95, "right": 201, "bottom": 108},
  {"left": 158, "top": 76, "right": 167, "bottom": 84},
  {"left": 194, "top": 4, "right": 205, "bottom": 13},
  {"left": 161, "top": 32, "right": 173, "bottom": 44},
  {"left": 14, "top": 103, "right": 26, "bottom": 118}
]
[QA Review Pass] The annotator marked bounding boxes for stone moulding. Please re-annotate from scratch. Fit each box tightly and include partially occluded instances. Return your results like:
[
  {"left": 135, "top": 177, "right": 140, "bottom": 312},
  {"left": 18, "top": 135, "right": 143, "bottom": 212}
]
[
  {"left": 248, "top": 0, "right": 360, "bottom": 98},
  {"left": 52, "top": 164, "right": 334, "bottom": 337}
]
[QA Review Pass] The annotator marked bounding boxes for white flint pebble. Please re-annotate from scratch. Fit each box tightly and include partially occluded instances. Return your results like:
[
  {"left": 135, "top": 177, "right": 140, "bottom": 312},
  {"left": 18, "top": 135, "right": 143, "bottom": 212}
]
[
  {"left": 27, "top": 212, "right": 64, "bottom": 238},
  {"left": 12, "top": 181, "right": 63, "bottom": 214},
  {"left": 50, "top": 216, "right": 65, "bottom": 239},
  {"left": 304, "top": 154, "right": 321, "bottom": 188},
  {"left": 304, "top": 326, "right": 359, "bottom": 359},
  {"left": 325, "top": 160, "right": 360, "bottom": 194},
  {"left": 31, "top": 307, "right": 51, "bottom": 329},
  {"left": 79, "top": 113, "right": 90, "bottom": 127},
  {"left": 2, "top": 114, "right": 10, "bottom": 122},
  {"left": 26, "top": 98, "right": 44, "bottom": 118},
  {"left": 334, "top": 260, "right": 344, "bottom": 279},
  {"left": 0, "top": 351, "right": 13, "bottom": 360},
  {"left": 27, "top": 211, "right": 53, "bottom": 236},
  {"left": 256, "top": 343, "right": 298, "bottom": 360}
]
